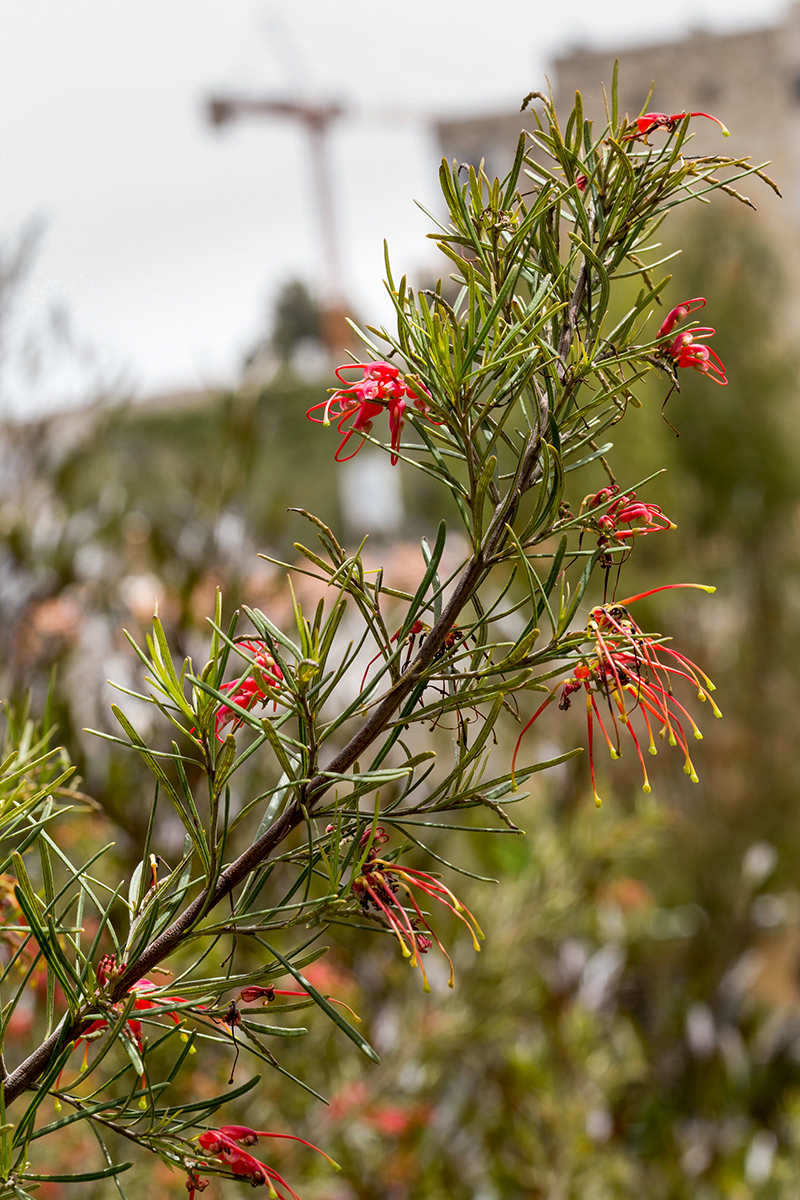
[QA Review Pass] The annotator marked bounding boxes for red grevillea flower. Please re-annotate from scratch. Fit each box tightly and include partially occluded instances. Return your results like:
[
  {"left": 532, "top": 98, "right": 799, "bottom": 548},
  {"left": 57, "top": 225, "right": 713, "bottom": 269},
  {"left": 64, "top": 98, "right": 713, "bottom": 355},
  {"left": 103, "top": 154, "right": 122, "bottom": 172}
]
[
  {"left": 237, "top": 983, "right": 361, "bottom": 1022},
  {"left": 306, "top": 361, "right": 434, "bottom": 465},
  {"left": 90, "top": 961, "right": 191, "bottom": 1044},
  {"left": 626, "top": 111, "right": 730, "bottom": 140},
  {"left": 512, "top": 584, "right": 722, "bottom": 807},
  {"left": 60, "top": 960, "right": 193, "bottom": 1096},
  {"left": 126, "top": 977, "right": 195, "bottom": 1044},
  {"left": 583, "top": 484, "right": 675, "bottom": 545},
  {"left": 215, "top": 639, "right": 282, "bottom": 741},
  {"left": 353, "top": 828, "right": 484, "bottom": 992},
  {"left": 657, "top": 297, "right": 727, "bottom": 384},
  {"left": 197, "top": 1126, "right": 338, "bottom": 1198}
]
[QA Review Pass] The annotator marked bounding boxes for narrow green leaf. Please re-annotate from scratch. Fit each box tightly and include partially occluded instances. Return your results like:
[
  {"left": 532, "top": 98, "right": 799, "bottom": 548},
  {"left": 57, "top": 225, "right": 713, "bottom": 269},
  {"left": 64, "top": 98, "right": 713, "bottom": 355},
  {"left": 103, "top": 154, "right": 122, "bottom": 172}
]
[
  {"left": 557, "top": 547, "right": 603, "bottom": 636},
  {"left": 22, "top": 1165, "right": 133, "bottom": 1182},
  {"left": 472, "top": 454, "right": 497, "bottom": 546},
  {"left": 261, "top": 940, "right": 379, "bottom": 1063},
  {"left": 403, "top": 521, "right": 447, "bottom": 635},
  {"left": 502, "top": 132, "right": 527, "bottom": 209}
]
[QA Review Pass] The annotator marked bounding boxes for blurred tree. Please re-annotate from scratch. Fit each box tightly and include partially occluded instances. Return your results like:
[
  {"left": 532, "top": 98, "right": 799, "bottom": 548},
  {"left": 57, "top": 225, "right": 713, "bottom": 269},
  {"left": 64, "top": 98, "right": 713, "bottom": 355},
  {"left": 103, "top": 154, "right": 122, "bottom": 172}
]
[{"left": 270, "top": 279, "right": 323, "bottom": 362}]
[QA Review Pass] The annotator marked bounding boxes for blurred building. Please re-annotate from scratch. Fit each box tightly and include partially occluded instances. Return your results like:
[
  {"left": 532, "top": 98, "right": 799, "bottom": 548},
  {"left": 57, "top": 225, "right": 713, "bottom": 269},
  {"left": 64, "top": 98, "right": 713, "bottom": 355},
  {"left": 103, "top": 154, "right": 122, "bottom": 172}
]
[{"left": 436, "top": 5, "right": 799, "bottom": 260}]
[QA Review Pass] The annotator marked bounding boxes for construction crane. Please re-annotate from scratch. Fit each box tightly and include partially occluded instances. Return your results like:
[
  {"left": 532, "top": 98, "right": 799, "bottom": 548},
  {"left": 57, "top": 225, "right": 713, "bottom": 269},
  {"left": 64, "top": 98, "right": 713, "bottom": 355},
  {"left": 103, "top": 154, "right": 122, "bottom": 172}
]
[{"left": 206, "top": 93, "right": 351, "bottom": 353}]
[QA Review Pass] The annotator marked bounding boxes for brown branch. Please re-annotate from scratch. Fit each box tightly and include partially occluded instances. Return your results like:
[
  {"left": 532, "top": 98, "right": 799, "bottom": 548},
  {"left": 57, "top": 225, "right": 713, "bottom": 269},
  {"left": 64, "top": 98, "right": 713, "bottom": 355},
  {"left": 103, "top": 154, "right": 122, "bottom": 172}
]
[{"left": 557, "top": 259, "right": 588, "bottom": 380}]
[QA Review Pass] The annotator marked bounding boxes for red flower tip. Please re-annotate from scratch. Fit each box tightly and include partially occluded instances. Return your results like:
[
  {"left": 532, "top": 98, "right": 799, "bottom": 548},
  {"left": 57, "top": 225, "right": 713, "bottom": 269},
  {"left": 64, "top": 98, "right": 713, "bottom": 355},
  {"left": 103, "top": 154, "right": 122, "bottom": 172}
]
[
  {"left": 96, "top": 953, "right": 125, "bottom": 987},
  {"left": 218, "top": 1125, "right": 259, "bottom": 1146},
  {"left": 214, "top": 639, "right": 282, "bottom": 741},
  {"left": 657, "top": 298, "right": 727, "bottom": 385},
  {"left": 307, "top": 361, "right": 435, "bottom": 465},
  {"left": 238, "top": 984, "right": 275, "bottom": 1004},
  {"left": 359, "top": 824, "right": 390, "bottom": 849},
  {"left": 627, "top": 111, "right": 730, "bottom": 140},
  {"left": 583, "top": 484, "right": 675, "bottom": 548},
  {"left": 198, "top": 1125, "right": 340, "bottom": 1195},
  {"left": 657, "top": 297, "right": 706, "bottom": 339}
]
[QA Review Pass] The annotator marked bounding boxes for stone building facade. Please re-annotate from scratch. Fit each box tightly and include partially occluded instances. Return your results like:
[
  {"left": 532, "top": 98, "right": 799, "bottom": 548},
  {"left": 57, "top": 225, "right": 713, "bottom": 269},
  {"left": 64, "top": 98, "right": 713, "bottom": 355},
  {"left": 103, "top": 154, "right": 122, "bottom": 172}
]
[{"left": 436, "top": 8, "right": 800, "bottom": 253}]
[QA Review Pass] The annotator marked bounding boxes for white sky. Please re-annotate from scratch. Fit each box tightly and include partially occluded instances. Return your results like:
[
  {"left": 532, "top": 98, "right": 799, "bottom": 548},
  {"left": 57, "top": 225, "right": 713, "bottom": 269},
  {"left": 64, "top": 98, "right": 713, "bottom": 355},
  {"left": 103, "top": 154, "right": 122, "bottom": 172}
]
[{"left": 0, "top": 0, "right": 788, "bottom": 415}]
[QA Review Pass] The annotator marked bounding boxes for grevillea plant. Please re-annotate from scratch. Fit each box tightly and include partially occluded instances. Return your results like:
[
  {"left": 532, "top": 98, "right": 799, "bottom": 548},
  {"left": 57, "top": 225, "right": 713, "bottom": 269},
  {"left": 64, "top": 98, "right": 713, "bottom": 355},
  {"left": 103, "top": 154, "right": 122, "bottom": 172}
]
[{"left": 0, "top": 79, "right": 777, "bottom": 1197}]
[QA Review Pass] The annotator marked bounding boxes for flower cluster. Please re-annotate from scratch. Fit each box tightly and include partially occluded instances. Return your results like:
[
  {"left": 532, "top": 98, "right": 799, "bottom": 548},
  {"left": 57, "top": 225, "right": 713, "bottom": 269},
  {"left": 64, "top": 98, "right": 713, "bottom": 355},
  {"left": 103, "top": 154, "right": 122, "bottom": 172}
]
[
  {"left": 60, "top": 956, "right": 193, "bottom": 1096},
  {"left": 195, "top": 1125, "right": 338, "bottom": 1199},
  {"left": 215, "top": 640, "right": 282, "bottom": 741},
  {"left": 626, "top": 110, "right": 730, "bottom": 140},
  {"left": 581, "top": 484, "right": 675, "bottom": 550},
  {"left": 306, "top": 361, "right": 434, "bottom": 465},
  {"left": 353, "top": 828, "right": 483, "bottom": 992},
  {"left": 512, "top": 586, "right": 722, "bottom": 807},
  {"left": 657, "top": 296, "right": 727, "bottom": 384}
]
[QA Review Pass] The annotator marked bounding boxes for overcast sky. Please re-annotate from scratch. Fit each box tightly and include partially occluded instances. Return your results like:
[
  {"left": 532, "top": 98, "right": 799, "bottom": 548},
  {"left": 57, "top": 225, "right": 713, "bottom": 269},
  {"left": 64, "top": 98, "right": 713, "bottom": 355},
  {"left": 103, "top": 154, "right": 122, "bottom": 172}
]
[{"left": 0, "top": 0, "right": 788, "bottom": 415}]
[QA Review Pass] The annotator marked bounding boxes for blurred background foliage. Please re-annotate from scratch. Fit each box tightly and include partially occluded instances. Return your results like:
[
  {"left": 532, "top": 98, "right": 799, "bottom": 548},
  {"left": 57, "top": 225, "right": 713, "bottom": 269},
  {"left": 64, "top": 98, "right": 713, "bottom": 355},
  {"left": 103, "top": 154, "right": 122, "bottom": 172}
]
[{"left": 4, "top": 207, "right": 800, "bottom": 1198}]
